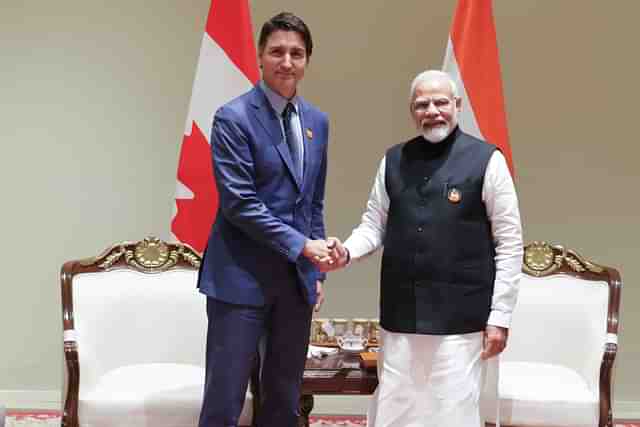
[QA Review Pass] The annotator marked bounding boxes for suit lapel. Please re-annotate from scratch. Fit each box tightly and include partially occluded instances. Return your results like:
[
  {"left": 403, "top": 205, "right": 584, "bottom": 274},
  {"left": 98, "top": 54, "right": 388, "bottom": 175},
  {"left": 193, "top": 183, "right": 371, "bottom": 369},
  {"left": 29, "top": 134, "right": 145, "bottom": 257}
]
[
  {"left": 249, "top": 86, "right": 302, "bottom": 191},
  {"left": 299, "top": 100, "right": 314, "bottom": 193}
]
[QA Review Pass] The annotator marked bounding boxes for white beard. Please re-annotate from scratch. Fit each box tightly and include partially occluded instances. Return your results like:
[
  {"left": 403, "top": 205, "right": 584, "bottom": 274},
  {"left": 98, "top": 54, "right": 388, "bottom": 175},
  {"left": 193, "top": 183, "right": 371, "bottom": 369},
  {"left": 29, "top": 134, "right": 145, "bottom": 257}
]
[{"left": 422, "top": 124, "right": 451, "bottom": 143}]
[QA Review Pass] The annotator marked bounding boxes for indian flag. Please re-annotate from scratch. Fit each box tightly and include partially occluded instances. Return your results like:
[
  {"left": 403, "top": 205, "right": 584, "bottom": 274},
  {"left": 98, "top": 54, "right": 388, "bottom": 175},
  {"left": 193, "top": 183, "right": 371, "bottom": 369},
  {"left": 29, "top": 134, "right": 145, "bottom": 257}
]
[{"left": 443, "top": 0, "right": 515, "bottom": 176}]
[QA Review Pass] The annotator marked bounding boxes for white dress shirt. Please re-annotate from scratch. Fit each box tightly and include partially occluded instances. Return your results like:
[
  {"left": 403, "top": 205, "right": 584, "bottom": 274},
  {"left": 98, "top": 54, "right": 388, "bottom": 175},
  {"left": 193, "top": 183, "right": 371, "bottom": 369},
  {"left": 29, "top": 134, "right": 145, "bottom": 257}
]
[{"left": 344, "top": 150, "right": 523, "bottom": 328}]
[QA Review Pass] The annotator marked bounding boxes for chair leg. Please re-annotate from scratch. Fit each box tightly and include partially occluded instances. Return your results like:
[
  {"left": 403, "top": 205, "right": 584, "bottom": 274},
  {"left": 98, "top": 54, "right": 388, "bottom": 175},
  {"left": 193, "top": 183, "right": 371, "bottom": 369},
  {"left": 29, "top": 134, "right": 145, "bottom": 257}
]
[{"left": 298, "top": 394, "right": 314, "bottom": 427}]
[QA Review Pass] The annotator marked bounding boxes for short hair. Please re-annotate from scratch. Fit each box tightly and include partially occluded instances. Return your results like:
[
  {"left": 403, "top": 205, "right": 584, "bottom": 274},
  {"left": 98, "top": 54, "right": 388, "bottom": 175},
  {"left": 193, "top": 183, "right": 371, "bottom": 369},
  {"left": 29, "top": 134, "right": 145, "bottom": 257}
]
[
  {"left": 409, "top": 70, "right": 459, "bottom": 101},
  {"left": 258, "top": 12, "right": 313, "bottom": 59}
]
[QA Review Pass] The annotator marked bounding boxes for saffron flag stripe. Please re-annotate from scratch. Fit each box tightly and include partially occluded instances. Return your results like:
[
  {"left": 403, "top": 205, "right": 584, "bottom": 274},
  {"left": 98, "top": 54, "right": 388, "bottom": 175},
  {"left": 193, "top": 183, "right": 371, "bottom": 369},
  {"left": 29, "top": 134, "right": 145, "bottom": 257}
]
[{"left": 443, "top": 0, "right": 514, "bottom": 176}]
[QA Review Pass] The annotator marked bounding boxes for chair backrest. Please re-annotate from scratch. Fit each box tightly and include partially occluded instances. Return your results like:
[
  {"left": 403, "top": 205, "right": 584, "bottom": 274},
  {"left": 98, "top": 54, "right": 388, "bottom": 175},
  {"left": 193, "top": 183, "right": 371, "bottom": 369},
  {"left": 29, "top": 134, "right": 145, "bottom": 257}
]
[
  {"left": 61, "top": 237, "right": 205, "bottom": 394},
  {"left": 502, "top": 241, "right": 621, "bottom": 395}
]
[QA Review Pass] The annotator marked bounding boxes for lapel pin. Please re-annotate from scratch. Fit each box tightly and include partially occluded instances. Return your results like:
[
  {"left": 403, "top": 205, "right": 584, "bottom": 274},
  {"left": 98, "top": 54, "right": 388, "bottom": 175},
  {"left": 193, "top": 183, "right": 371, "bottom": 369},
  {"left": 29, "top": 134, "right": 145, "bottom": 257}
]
[
  {"left": 447, "top": 188, "right": 462, "bottom": 204},
  {"left": 306, "top": 128, "right": 313, "bottom": 140}
]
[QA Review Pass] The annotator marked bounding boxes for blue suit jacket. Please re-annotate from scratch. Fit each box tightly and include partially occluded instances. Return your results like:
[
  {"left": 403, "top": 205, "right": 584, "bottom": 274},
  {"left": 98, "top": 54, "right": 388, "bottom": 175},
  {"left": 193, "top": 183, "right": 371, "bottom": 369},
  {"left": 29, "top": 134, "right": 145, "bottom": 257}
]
[{"left": 197, "top": 85, "right": 328, "bottom": 307}]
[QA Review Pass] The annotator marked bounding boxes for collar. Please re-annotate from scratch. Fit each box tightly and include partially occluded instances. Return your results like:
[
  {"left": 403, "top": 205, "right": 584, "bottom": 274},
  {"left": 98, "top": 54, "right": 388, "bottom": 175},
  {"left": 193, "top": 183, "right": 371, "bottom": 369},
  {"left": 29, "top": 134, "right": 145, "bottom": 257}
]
[
  {"left": 259, "top": 80, "right": 299, "bottom": 116},
  {"left": 419, "top": 125, "right": 461, "bottom": 156}
]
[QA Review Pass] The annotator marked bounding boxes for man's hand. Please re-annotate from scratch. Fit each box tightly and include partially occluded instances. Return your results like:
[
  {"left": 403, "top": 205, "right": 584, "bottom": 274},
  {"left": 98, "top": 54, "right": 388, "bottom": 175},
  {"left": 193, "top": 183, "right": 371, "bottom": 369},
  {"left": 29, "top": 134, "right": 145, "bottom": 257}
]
[
  {"left": 481, "top": 325, "right": 508, "bottom": 360},
  {"left": 314, "top": 280, "right": 324, "bottom": 312},
  {"left": 302, "top": 239, "right": 332, "bottom": 267},
  {"left": 314, "top": 237, "right": 349, "bottom": 272}
]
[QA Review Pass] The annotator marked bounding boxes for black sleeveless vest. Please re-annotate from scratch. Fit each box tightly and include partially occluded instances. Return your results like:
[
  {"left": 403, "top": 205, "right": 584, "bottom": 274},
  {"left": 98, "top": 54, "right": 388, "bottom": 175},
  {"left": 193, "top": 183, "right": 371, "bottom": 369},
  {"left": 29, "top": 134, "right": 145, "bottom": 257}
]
[{"left": 380, "top": 127, "right": 496, "bottom": 334}]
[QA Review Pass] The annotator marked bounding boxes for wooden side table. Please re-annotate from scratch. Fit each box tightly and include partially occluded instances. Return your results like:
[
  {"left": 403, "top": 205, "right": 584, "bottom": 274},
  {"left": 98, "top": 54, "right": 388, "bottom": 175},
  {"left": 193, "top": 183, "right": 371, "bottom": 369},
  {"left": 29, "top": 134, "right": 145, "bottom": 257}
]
[{"left": 299, "top": 352, "right": 378, "bottom": 427}]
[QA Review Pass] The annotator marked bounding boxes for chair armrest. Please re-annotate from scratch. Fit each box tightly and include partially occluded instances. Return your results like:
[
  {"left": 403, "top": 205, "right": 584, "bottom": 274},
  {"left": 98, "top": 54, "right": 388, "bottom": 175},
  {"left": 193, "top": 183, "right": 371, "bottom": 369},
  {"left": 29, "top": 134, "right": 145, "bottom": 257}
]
[
  {"left": 599, "top": 340, "right": 617, "bottom": 427},
  {"left": 64, "top": 329, "right": 77, "bottom": 343}
]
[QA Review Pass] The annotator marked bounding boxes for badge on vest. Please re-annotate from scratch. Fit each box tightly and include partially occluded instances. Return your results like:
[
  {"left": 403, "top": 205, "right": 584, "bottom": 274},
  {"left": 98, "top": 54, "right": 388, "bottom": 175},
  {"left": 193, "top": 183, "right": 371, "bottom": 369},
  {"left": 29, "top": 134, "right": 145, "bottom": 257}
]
[
  {"left": 447, "top": 187, "right": 462, "bottom": 204},
  {"left": 306, "top": 128, "right": 313, "bottom": 140}
]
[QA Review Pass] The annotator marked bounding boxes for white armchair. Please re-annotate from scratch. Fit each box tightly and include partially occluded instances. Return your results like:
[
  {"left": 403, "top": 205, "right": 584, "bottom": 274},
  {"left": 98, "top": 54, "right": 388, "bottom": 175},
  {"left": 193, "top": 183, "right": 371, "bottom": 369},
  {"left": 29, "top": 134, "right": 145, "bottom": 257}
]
[
  {"left": 61, "top": 237, "right": 258, "bottom": 427},
  {"left": 481, "top": 242, "right": 621, "bottom": 427}
]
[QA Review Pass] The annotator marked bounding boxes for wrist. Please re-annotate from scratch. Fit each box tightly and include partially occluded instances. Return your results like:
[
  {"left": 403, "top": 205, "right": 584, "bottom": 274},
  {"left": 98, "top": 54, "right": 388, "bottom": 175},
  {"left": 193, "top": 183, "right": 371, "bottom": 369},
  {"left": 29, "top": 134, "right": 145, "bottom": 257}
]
[
  {"left": 342, "top": 247, "right": 351, "bottom": 266},
  {"left": 302, "top": 239, "right": 311, "bottom": 256}
]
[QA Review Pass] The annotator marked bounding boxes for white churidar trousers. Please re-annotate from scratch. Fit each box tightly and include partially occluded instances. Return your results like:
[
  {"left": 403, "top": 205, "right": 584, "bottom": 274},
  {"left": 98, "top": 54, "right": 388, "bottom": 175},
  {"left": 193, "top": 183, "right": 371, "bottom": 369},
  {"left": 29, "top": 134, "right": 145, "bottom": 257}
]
[{"left": 367, "top": 328, "right": 496, "bottom": 427}]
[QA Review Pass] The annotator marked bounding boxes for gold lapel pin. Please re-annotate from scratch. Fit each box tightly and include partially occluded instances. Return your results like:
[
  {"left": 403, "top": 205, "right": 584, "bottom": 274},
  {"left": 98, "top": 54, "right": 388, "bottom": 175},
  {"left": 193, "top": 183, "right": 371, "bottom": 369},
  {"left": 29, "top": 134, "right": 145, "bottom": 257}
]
[
  {"left": 447, "top": 188, "right": 462, "bottom": 204},
  {"left": 306, "top": 128, "right": 313, "bottom": 140}
]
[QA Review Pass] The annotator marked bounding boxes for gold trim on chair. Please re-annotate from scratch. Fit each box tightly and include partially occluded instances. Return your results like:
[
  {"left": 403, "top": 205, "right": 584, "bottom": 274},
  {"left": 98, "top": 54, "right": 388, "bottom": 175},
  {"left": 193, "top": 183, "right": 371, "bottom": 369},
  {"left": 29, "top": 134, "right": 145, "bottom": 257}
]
[
  {"left": 524, "top": 241, "right": 605, "bottom": 277},
  {"left": 77, "top": 236, "right": 201, "bottom": 271}
]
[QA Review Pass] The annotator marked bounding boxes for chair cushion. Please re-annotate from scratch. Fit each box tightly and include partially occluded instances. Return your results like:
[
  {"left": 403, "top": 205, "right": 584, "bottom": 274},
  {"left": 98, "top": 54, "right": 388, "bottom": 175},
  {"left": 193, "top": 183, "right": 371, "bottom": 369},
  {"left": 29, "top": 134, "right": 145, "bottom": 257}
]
[
  {"left": 79, "top": 363, "right": 253, "bottom": 427},
  {"left": 503, "top": 276, "right": 609, "bottom": 394},
  {"left": 483, "top": 361, "right": 598, "bottom": 427},
  {"left": 72, "top": 270, "right": 207, "bottom": 393}
]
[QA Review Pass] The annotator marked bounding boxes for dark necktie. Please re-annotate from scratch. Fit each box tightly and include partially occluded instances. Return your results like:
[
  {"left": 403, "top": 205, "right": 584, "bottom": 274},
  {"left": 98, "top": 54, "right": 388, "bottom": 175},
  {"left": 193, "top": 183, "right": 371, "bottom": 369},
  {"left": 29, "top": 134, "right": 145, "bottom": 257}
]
[{"left": 282, "top": 102, "right": 302, "bottom": 182}]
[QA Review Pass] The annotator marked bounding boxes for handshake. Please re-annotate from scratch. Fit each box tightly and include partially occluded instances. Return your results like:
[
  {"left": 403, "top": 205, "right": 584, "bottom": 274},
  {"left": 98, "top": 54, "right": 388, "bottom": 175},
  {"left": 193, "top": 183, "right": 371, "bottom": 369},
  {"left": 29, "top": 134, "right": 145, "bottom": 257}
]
[{"left": 302, "top": 237, "right": 349, "bottom": 272}]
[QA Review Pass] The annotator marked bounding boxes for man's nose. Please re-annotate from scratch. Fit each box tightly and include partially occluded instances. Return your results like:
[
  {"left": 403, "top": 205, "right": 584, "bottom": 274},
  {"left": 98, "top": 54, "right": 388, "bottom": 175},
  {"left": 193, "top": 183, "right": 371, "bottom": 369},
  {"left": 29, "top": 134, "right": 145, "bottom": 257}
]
[
  {"left": 281, "top": 54, "right": 293, "bottom": 68},
  {"left": 425, "top": 103, "right": 439, "bottom": 116}
]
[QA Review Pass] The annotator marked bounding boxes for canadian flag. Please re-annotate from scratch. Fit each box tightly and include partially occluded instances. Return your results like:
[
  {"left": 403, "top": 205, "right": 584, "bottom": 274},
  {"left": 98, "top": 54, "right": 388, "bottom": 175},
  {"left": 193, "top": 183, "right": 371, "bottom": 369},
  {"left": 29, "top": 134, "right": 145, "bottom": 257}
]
[
  {"left": 443, "top": 0, "right": 515, "bottom": 176},
  {"left": 171, "top": 0, "right": 259, "bottom": 253}
]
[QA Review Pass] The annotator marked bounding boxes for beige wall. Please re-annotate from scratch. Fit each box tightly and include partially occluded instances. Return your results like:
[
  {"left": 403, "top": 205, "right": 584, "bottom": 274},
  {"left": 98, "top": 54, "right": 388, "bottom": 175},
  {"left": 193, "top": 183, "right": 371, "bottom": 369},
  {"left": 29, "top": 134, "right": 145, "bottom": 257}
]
[{"left": 1, "top": 0, "right": 638, "bottom": 411}]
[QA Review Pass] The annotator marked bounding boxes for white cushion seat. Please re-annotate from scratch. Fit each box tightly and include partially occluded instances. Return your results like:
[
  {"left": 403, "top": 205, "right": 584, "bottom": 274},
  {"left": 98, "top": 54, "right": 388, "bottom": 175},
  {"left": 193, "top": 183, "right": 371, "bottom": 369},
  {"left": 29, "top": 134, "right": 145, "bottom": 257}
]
[
  {"left": 79, "top": 363, "right": 253, "bottom": 427},
  {"left": 497, "top": 361, "right": 598, "bottom": 427}
]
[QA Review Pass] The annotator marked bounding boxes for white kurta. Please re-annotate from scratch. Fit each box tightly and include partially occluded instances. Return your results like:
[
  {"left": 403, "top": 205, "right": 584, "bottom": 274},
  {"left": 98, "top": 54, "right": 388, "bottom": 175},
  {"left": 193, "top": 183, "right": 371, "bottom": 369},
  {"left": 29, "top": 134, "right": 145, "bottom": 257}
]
[
  {"left": 370, "top": 330, "right": 486, "bottom": 427},
  {"left": 343, "top": 149, "right": 523, "bottom": 427}
]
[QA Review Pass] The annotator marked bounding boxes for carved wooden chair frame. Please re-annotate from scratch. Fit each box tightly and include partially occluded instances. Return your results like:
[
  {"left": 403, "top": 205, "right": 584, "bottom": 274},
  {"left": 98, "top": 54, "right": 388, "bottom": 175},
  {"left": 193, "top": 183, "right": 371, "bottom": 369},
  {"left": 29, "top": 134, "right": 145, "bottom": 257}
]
[
  {"left": 515, "top": 241, "right": 622, "bottom": 427},
  {"left": 60, "top": 236, "right": 260, "bottom": 427}
]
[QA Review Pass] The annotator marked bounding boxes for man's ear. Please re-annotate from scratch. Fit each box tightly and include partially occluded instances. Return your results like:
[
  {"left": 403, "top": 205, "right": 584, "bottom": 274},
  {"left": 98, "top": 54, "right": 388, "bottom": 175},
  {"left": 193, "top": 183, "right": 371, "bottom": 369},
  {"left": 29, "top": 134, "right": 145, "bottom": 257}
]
[{"left": 454, "top": 96, "right": 462, "bottom": 111}]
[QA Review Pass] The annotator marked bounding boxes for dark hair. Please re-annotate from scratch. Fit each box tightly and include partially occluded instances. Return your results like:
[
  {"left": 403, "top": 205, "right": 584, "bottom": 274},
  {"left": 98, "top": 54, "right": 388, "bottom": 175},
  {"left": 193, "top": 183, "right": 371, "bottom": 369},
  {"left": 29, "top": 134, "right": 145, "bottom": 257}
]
[{"left": 258, "top": 12, "right": 313, "bottom": 58}]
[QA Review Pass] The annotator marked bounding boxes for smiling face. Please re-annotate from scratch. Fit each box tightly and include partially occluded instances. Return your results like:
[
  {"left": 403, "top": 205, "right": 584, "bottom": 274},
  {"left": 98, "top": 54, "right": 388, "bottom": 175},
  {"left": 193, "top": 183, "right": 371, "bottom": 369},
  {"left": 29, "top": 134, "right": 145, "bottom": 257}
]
[
  {"left": 410, "top": 77, "right": 461, "bottom": 143},
  {"left": 258, "top": 30, "right": 308, "bottom": 99}
]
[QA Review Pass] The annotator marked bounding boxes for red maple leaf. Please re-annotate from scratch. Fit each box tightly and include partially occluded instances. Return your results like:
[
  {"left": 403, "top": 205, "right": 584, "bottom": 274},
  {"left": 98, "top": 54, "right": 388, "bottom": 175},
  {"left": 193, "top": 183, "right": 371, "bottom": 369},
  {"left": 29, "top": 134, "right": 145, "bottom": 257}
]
[{"left": 171, "top": 121, "right": 218, "bottom": 253}]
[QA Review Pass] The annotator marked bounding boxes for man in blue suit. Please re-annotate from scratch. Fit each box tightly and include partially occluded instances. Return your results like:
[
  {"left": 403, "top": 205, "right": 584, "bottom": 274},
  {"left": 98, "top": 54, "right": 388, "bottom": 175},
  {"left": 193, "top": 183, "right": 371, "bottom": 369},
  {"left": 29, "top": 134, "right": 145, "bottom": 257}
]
[{"left": 197, "top": 12, "right": 333, "bottom": 427}]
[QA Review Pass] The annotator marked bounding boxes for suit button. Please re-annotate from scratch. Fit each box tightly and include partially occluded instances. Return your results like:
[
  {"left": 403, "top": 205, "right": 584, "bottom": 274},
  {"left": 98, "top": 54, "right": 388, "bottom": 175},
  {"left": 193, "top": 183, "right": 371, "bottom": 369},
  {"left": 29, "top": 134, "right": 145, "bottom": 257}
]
[{"left": 417, "top": 226, "right": 424, "bottom": 232}]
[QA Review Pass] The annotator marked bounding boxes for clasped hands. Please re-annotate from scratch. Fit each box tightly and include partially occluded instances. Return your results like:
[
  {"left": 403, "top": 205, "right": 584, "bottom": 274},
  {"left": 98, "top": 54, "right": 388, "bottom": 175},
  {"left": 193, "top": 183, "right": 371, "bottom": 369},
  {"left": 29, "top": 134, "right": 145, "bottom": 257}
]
[{"left": 302, "top": 237, "right": 349, "bottom": 272}]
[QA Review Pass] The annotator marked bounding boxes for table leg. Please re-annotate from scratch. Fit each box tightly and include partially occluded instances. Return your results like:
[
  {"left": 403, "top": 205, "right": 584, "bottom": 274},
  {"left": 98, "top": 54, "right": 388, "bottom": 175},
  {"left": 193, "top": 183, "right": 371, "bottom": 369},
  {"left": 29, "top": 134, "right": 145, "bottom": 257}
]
[{"left": 298, "top": 394, "right": 314, "bottom": 427}]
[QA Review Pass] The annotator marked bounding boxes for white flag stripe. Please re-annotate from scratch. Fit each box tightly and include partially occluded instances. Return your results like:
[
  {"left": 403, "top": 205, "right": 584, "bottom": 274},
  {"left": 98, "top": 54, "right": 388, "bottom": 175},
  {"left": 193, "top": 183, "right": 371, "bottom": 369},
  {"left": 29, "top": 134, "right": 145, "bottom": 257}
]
[
  {"left": 442, "top": 38, "right": 485, "bottom": 142},
  {"left": 172, "top": 179, "right": 192, "bottom": 230},
  {"left": 175, "top": 179, "right": 194, "bottom": 200},
  {"left": 183, "top": 32, "right": 254, "bottom": 140}
]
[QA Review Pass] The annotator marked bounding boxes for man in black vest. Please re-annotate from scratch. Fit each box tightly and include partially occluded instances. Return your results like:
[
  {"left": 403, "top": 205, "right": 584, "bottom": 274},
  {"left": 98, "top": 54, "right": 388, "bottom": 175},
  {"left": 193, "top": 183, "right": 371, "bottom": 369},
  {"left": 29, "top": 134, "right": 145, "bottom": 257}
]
[{"left": 325, "top": 70, "right": 523, "bottom": 427}]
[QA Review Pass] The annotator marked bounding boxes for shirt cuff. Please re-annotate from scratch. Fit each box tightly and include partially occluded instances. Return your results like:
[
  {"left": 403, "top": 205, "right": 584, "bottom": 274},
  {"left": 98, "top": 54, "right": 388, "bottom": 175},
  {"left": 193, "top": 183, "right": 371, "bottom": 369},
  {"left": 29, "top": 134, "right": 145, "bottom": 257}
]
[
  {"left": 487, "top": 310, "right": 512, "bottom": 329},
  {"left": 343, "top": 241, "right": 358, "bottom": 265},
  {"left": 289, "top": 234, "right": 308, "bottom": 263}
]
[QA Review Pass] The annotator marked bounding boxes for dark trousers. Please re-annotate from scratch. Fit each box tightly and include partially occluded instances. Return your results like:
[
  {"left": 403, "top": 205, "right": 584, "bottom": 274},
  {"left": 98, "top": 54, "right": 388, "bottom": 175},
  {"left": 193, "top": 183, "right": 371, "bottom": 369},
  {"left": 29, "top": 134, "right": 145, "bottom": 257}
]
[{"left": 198, "top": 286, "right": 312, "bottom": 427}]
